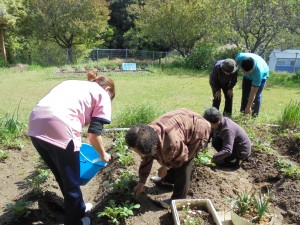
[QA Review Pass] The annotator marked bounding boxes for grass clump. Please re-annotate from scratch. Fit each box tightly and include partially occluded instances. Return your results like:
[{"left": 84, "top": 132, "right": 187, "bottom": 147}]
[
  {"left": 113, "top": 104, "right": 161, "bottom": 128},
  {"left": 279, "top": 101, "right": 300, "bottom": 131},
  {"left": 0, "top": 113, "right": 26, "bottom": 149}
]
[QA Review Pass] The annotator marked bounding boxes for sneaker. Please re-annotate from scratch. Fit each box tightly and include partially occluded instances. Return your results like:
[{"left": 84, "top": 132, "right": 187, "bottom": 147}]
[
  {"left": 85, "top": 203, "right": 93, "bottom": 212},
  {"left": 150, "top": 176, "right": 173, "bottom": 187},
  {"left": 81, "top": 216, "right": 91, "bottom": 225},
  {"left": 156, "top": 199, "right": 172, "bottom": 209}
]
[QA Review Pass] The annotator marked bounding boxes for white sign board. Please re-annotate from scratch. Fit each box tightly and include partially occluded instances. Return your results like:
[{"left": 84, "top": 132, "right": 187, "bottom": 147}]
[{"left": 122, "top": 63, "right": 137, "bottom": 71}]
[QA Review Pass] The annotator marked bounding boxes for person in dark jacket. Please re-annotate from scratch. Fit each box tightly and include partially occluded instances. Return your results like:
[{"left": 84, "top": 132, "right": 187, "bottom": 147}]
[
  {"left": 209, "top": 58, "right": 238, "bottom": 117},
  {"left": 203, "top": 107, "right": 251, "bottom": 167},
  {"left": 125, "top": 108, "right": 211, "bottom": 209}
]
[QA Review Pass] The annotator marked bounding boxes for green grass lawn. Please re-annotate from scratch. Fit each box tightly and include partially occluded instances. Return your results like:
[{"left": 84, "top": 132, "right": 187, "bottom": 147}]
[{"left": 0, "top": 65, "right": 299, "bottom": 127}]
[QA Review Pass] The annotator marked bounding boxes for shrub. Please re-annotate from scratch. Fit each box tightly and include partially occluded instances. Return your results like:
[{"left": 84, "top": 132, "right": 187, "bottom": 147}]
[
  {"left": 113, "top": 104, "right": 160, "bottom": 128},
  {"left": 184, "top": 43, "right": 215, "bottom": 70}
]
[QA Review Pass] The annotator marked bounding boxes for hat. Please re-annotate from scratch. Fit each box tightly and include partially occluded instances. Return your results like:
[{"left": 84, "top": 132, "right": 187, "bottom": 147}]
[{"left": 221, "top": 58, "right": 238, "bottom": 73}]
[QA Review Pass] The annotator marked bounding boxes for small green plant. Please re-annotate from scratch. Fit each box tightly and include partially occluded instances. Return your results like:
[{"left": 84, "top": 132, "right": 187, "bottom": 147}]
[
  {"left": 276, "top": 159, "right": 300, "bottom": 179},
  {"left": 0, "top": 111, "right": 26, "bottom": 149},
  {"left": 0, "top": 149, "right": 9, "bottom": 161},
  {"left": 252, "top": 140, "right": 273, "bottom": 153},
  {"left": 108, "top": 169, "right": 138, "bottom": 195},
  {"left": 98, "top": 200, "right": 140, "bottom": 224},
  {"left": 279, "top": 100, "right": 300, "bottom": 130},
  {"left": 232, "top": 191, "right": 252, "bottom": 216},
  {"left": 111, "top": 132, "right": 134, "bottom": 166},
  {"left": 5, "top": 199, "right": 33, "bottom": 216},
  {"left": 113, "top": 104, "right": 161, "bottom": 128},
  {"left": 252, "top": 191, "right": 271, "bottom": 221},
  {"left": 194, "top": 148, "right": 215, "bottom": 166},
  {"left": 27, "top": 168, "right": 50, "bottom": 194},
  {"left": 232, "top": 190, "right": 272, "bottom": 223},
  {"left": 179, "top": 202, "right": 204, "bottom": 225}
]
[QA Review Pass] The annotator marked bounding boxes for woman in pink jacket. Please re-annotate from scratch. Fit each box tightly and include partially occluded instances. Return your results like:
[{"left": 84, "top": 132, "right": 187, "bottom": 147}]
[{"left": 28, "top": 73, "right": 115, "bottom": 225}]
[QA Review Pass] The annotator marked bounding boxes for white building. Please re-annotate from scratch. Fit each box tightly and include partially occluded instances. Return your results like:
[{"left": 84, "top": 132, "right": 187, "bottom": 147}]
[{"left": 268, "top": 49, "right": 300, "bottom": 73}]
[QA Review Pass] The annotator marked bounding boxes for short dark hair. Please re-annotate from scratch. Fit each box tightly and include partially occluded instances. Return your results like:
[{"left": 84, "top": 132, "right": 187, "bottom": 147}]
[
  {"left": 203, "top": 107, "right": 222, "bottom": 123},
  {"left": 241, "top": 57, "right": 254, "bottom": 72},
  {"left": 125, "top": 125, "right": 159, "bottom": 155}
]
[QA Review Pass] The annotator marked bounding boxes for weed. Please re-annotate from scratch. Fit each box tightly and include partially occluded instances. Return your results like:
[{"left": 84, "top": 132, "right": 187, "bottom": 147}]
[
  {"left": 27, "top": 168, "right": 50, "bottom": 194},
  {"left": 98, "top": 200, "right": 140, "bottom": 224},
  {"left": 0, "top": 111, "right": 26, "bottom": 149},
  {"left": 0, "top": 149, "right": 9, "bottom": 161},
  {"left": 279, "top": 101, "right": 300, "bottom": 131},
  {"left": 276, "top": 159, "right": 300, "bottom": 179},
  {"left": 5, "top": 199, "right": 33, "bottom": 216},
  {"left": 113, "top": 104, "right": 161, "bottom": 128}
]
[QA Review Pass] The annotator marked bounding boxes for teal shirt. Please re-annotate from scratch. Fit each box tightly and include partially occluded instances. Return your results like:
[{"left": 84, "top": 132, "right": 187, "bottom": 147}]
[{"left": 236, "top": 53, "right": 269, "bottom": 87}]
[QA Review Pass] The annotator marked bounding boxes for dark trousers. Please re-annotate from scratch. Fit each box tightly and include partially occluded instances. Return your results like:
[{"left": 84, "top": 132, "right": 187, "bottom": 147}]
[
  {"left": 212, "top": 88, "right": 233, "bottom": 117},
  {"left": 161, "top": 158, "right": 194, "bottom": 199},
  {"left": 30, "top": 137, "right": 85, "bottom": 225},
  {"left": 240, "top": 77, "right": 267, "bottom": 116}
]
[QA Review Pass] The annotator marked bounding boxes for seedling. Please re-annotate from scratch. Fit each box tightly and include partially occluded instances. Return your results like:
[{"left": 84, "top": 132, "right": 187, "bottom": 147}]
[
  {"left": 276, "top": 159, "right": 300, "bottom": 179},
  {"left": 27, "top": 168, "right": 50, "bottom": 194},
  {"left": 98, "top": 200, "right": 140, "bottom": 224},
  {"left": 194, "top": 148, "right": 215, "bottom": 166},
  {"left": 252, "top": 191, "right": 271, "bottom": 221},
  {"left": 0, "top": 149, "right": 9, "bottom": 161},
  {"left": 232, "top": 191, "right": 252, "bottom": 216},
  {"left": 108, "top": 169, "right": 137, "bottom": 195},
  {"left": 5, "top": 199, "right": 33, "bottom": 216}
]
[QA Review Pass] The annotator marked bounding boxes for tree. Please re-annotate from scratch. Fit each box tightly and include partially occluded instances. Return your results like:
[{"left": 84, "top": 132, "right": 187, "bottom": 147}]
[
  {"left": 132, "top": 0, "right": 214, "bottom": 57},
  {"left": 26, "top": 0, "right": 110, "bottom": 63},
  {"left": 0, "top": 0, "right": 26, "bottom": 64},
  {"left": 216, "top": 0, "right": 296, "bottom": 56}
]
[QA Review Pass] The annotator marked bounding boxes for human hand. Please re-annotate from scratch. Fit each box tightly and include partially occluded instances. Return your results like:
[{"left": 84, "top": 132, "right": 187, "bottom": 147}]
[
  {"left": 158, "top": 166, "right": 168, "bottom": 178},
  {"left": 133, "top": 182, "right": 145, "bottom": 195},
  {"left": 227, "top": 90, "right": 233, "bottom": 98},
  {"left": 102, "top": 152, "right": 111, "bottom": 163},
  {"left": 214, "top": 91, "right": 221, "bottom": 100},
  {"left": 244, "top": 106, "right": 251, "bottom": 115}
]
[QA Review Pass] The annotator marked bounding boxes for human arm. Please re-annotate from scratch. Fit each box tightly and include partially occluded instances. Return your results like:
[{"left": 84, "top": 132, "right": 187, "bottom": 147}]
[
  {"left": 245, "top": 86, "right": 259, "bottom": 114},
  {"left": 88, "top": 133, "right": 111, "bottom": 163},
  {"left": 211, "top": 131, "right": 234, "bottom": 163},
  {"left": 210, "top": 66, "right": 221, "bottom": 96},
  {"left": 132, "top": 155, "right": 154, "bottom": 195}
]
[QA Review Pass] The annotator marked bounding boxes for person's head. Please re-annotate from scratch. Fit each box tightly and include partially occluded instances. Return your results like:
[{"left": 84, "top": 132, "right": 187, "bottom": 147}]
[
  {"left": 241, "top": 57, "right": 254, "bottom": 74},
  {"left": 93, "top": 76, "right": 115, "bottom": 100},
  {"left": 203, "top": 107, "right": 222, "bottom": 128},
  {"left": 125, "top": 125, "right": 159, "bottom": 157},
  {"left": 87, "top": 70, "right": 98, "bottom": 81},
  {"left": 221, "top": 58, "right": 238, "bottom": 75}
]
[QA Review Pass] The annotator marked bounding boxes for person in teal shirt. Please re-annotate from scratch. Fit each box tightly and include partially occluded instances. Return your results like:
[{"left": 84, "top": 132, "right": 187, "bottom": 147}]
[{"left": 235, "top": 53, "right": 269, "bottom": 116}]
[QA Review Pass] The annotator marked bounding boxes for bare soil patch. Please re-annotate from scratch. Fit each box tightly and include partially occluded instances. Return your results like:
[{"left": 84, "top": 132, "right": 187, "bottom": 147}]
[{"left": 0, "top": 132, "right": 299, "bottom": 225}]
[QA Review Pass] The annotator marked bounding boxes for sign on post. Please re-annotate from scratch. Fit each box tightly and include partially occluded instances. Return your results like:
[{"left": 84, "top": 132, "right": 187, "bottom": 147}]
[{"left": 122, "top": 63, "right": 137, "bottom": 71}]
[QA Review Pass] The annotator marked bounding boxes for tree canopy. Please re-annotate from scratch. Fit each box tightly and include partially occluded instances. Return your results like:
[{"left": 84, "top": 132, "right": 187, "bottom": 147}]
[{"left": 25, "top": 0, "right": 110, "bottom": 62}]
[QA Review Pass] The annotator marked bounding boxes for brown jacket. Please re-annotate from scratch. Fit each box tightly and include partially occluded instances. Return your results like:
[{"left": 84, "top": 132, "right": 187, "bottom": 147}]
[{"left": 138, "top": 108, "right": 211, "bottom": 184}]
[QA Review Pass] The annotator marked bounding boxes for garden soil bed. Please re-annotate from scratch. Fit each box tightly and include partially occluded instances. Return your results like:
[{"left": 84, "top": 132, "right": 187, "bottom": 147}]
[{"left": 0, "top": 131, "right": 299, "bottom": 225}]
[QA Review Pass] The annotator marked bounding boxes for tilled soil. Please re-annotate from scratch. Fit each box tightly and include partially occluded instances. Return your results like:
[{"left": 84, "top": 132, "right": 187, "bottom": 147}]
[{"left": 0, "top": 132, "right": 299, "bottom": 225}]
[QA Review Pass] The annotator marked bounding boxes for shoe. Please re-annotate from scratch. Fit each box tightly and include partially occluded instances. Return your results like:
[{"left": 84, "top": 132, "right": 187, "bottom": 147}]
[
  {"left": 156, "top": 199, "right": 172, "bottom": 209},
  {"left": 81, "top": 216, "right": 91, "bottom": 225},
  {"left": 150, "top": 176, "right": 173, "bottom": 187},
  {"left": 85, "top": 203, "right": 93, "bottom": 212}
]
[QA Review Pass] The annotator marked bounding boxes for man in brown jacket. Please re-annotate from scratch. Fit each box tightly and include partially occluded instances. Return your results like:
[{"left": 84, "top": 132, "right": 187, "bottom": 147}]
[{"left": 125, "top": 108, "right": 211, "bottom": 208}]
